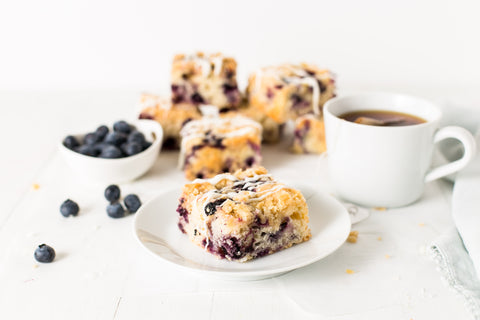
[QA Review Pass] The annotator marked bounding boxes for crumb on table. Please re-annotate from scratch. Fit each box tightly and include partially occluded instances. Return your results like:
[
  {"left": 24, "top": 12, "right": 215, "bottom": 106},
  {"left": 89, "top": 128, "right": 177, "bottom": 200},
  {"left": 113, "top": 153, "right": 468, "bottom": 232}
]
[
  {"left": 346, "top": 269, "right": 355, "bottom": 274},
  {"left": 377, "top": 236, "right": 382, "bottom": 241},
  {"left": 32, "top": 183, "right": 40, "bottom": 190},
  {"left": 385, "top": 254, "right": 391, "bottom": 259},
  {"left": 418, "top": 223, "right": 425, "bottom": 227},
  {"left": 347, "top": 230, "right": 359, "bottom": 243}
]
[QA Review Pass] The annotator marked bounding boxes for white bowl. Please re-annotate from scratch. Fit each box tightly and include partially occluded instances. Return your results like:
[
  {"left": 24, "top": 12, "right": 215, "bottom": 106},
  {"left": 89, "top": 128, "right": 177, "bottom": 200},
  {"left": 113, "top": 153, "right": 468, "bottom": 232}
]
[{"left": 59, "top": 120, "right": 163, "bottom": 184}]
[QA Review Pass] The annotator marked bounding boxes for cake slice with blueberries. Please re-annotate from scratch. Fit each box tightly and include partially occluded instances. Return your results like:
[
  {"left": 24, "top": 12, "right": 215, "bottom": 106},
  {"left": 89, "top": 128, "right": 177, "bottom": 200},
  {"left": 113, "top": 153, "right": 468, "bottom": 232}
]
[
  {"left": 179, "top": 115, "right": 262, "bottom": 180},
  {"left": 247, "top": 63, "right": 336, "bottom": 124},
  {"left": 291, "top": 114, "right": 327, "bottom": 154},
  {"left": 171, "top": 52, "right": 241, "bottom": 111},
  {"left": 137, "top": 93, "right": 202, "bottom": 149},
  {"left": 176, "top": 166, "right": 311, "bottom": 262},
  {"left": 237, "top": 99, "right": 285, "bottom": 144}
]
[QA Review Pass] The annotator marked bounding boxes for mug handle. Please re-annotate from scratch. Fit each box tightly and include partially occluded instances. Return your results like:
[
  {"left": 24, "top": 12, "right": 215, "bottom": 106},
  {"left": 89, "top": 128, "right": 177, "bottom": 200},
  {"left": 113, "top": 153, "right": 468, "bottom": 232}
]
[{"left": 424, "top": 126, "right": 477, "bottom": 182}]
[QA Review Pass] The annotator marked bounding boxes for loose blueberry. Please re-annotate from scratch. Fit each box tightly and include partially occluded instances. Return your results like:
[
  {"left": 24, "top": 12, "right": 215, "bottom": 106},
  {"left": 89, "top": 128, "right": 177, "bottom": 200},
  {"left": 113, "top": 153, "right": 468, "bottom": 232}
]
[
  {"left": 76, "top": 144, "right": 98, "bottom": 157},
  {"left": 113, "top": 120, "right": 132, "bottom": 134},
  {"left": 63, "top": 135, "right": 80, "bottom": 150},
  {"left": 104, "top": 185, "right": 121, "bottom": 203},
  {"left": 104, "top": 132, "right": 127, "bottom": 147},
  {"left": 99, "top": 145, "right": 123, "bottom": 159},
  {"left": 83, "top": 132, "right": 101, "bottom": 145},
  {"left": 128, "top": 131, "right": 146, "bottom": 144},
  {"left": 60, "top": 199, "right": 79, "bottom": 217},
  {"left": 107, "top": 202, "right": 126, "bottom": 218},
  {"left": 34, "top": 244, "right": 56, "bottom": 263},
  {"left": 124, "top": 194, "right": 141, "bottom": 213},
  {"left": 95, "top": 125, "right": 109, "bottom": 140},
  {"left": 123, "top": 142, "right": 143, "bottom": 156}
]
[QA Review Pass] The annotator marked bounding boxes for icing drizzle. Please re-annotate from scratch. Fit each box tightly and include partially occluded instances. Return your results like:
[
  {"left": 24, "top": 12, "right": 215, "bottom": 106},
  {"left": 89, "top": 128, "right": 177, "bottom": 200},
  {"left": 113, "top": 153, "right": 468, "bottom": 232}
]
[
  {"left": 178, "top": 116, "right": 262, "bottom": 169},
  {"left": 190, "top": 171, "right": 288, "bottom": 252},
  {"left": 253, "top": 64, "right": 322, "bottom": 115},
  {"left": 183, "top": 53, "right": 224, "bottom": 77}
]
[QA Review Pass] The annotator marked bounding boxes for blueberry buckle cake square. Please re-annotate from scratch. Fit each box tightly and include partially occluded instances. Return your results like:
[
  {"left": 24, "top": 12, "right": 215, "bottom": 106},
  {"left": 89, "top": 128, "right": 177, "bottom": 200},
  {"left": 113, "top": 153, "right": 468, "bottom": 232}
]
[
  {"left": 179, "top": 115, "right": 262, "bottom": 180},
  {"left": 247, "top": 63, "right": 336, "bottom": 124},
  {"left": 137, "top": 93, "right": 201, "bottom": 149},
  {"left": 176, "top": 167, "right": 311, "bottom": 262},
  {"left": 171, "top": 52, "right": 241, "bottom": 111},
  {"left": 291, "top": 114, "right": 326, "bottom": 154}
]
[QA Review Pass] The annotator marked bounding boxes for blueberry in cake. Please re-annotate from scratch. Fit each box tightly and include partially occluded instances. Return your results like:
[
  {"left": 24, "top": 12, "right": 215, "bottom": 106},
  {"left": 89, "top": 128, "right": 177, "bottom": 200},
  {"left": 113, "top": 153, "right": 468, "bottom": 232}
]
[
  {"left": 247, "top": 63, "right": 336, "bottom": 124},
  {"left": 138, "top": 93, "right": 202, "bottom": 149},
  {"left": 179, "top": 115, "right": 262, "bottom": 180},
  {"left": 171, "top": 52, "right": 241, "bottom": 111},
  {"left": 176, "top": 167, "right": 311, "bottom": 262},
  {"left": 291, "top": 114, "right": 327, "bottom": 154}
]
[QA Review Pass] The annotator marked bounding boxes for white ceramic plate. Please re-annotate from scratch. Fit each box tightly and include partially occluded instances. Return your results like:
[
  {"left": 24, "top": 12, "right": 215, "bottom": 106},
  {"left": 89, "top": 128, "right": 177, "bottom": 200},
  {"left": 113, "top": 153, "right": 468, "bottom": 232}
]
[{"left": 133, "top": 184, "right": 351, "bottom": 281}]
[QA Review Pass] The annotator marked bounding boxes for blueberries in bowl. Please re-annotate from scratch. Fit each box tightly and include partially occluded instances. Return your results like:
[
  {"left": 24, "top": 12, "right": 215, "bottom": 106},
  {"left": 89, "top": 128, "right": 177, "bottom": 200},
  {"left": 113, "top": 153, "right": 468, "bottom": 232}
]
[
  {"left": 63, "top": 120, "right": 152, "bottom": 159},
  {"left": 123, "top": 142, "right": 143, "bottom": 156},
  {"left": 113, "top": 120, "right": 132, "bottom": 134},
  {"left": 63, "top": 136, "right": 80, "bottom": 150},
  {"left": 95, "top": 125, "right": 109, "bottom": 140},
  {"left": 100, "top": 145, "right": 123, "bottom": 159}
]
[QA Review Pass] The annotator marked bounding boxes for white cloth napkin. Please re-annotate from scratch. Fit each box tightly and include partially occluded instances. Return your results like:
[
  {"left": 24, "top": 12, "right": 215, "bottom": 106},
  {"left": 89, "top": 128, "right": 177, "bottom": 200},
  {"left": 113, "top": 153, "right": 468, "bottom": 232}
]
[
  {"left": 430, "top": 229, "right": 480, "bottom": 319},
  {"left": 429, "top": 129, "right": 480, "bottom": 319}
]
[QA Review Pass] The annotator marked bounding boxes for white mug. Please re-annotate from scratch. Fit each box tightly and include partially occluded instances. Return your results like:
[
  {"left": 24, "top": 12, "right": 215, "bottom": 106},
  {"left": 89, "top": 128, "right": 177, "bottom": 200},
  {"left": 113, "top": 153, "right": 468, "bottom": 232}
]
[{"left": 323, "top": 92, "right": 477, "bottom": 207}]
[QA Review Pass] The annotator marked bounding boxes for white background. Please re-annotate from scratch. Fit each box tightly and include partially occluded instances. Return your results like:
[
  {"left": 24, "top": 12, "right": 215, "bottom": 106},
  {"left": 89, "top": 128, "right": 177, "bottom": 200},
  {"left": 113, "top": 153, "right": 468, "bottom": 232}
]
[
  {"left": 1, "top": 0, "right": 479, "bottom": 92},
  {"left": 1, "top": 2, "right": 479, "bottom": 319}
]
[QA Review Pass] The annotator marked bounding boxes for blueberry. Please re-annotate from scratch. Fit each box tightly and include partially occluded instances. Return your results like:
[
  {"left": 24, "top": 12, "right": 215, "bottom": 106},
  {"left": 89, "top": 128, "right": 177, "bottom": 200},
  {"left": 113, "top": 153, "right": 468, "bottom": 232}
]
[
  {"left": 204, "top": 199, "right": 226, "bottom": 216},
  {"left": 99, "top": 145, "right": 123, "bottom": 159},
  {"left": 123, "top": 142, "right": 143, "bottom": 156},
  {"left": 190, "top": 92, "right": 204, "bottom": 104},
  {"left": 104, "top": 185, "right": 120, "bottom": 203},
  {"left": 93, "top": 142, "right": 110, "bottom": 154},
  {"left": 34, "top": 244, "right": 56, "bottom": 263},
  {"left": 83, "top": 132, "right": 101, "bottom": 145},
  {"left": 104, "top": 132, "right": 127, "bottom": 147},
  {"left": 63, "top": 135, "right": 80, "bottom": 150},
  {"left": 142, "top": 141, "right": 152, "bottom": 151},
  {"left": 245, "top": 156, "right": 255, "bottom": 167},
  {"left": 107, "top": 203, "right": 126, "bottom": 218},
  {"left": 139, "top": 112, "right": 154, "bottom": 120},
  {"left": 76, "top": 144, "right": 98, "bottom": 157},
  {"left": 95, "top": 125, "right": 109, "bottom": 140},
  {"left": 124, "top": 194, "right": 141, "bottom": 213},
  {"left": 60, "top": 199, "right": 79, "bottom": 217},
  {"left": 128, "top": 131, "right": 146, "bottom": 144},
  {"left": 113, "top": 120, "right": 132, "bottom": 134}
]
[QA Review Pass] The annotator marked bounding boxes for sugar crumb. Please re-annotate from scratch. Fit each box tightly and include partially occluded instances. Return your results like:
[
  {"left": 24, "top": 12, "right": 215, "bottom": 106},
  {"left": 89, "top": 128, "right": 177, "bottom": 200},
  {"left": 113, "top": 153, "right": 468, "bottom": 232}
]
[
  {"left": 418, "top": 223, "right": 425, "bottom": 227},
  {"left": 385, "top": 254, "right": 391, "bottom": 259},
  {"left": 346, "top": 269, "right": 355, "bottom": 274},
  {"left": 32, "top": 183, "right": 40, "bottom": 190},
  {"left": 347, "top": 230, "right": 359, "bottom": 243},
  {"left": 373, "top": 207, "right": 387, "bottom": 211},
  {"left": 377, "top": 236, "right": 382, "bottom": 241}
]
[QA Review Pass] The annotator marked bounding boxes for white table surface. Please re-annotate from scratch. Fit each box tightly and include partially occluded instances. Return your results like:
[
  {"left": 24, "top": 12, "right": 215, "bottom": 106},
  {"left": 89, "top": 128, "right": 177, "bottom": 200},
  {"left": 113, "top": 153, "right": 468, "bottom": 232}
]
[{"left": 0, "top": 90, "right": 476, "bottom": 320}]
